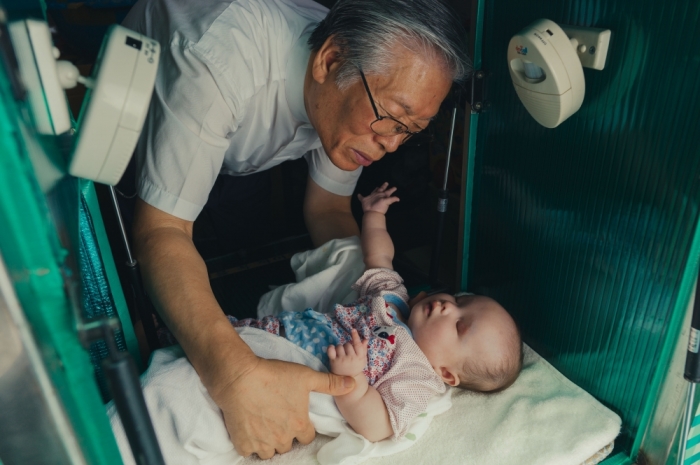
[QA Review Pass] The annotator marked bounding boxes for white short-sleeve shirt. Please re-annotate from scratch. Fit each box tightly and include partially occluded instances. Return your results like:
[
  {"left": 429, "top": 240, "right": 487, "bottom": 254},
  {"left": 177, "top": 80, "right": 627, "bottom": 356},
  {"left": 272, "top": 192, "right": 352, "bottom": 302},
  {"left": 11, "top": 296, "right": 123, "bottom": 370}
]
[{"left": 122, "top": 0, "right": 362, "bottom": 221}]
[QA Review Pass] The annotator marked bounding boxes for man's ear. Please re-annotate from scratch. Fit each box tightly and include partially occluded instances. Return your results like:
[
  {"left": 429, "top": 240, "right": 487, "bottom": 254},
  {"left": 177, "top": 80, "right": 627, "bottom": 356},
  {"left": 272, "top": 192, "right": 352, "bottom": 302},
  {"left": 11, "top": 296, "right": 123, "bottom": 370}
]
[
  {"left": 311, "top": 35, "right": 342, "bottom": 84},
  {"left": 438, "top": 366, "right": 460, "bottom": 387},
  {"left": 407, "top": 291, "right": 428, "bottom": 309}
]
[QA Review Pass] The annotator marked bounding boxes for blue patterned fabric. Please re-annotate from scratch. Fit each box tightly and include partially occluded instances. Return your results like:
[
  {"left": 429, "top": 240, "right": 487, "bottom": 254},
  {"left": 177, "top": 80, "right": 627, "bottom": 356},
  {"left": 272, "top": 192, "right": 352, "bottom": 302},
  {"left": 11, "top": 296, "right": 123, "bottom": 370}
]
[{"left": 279, "top": 309, "right": 339, "bottom": 367}]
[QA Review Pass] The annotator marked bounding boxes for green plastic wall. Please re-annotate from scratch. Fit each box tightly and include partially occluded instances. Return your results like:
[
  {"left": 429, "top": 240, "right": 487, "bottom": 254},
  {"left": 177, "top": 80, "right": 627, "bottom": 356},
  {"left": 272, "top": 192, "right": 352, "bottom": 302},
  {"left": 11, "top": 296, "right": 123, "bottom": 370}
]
[
  {"left": 0, "top": 30, "right": 126, "bottom": 465},
  {"left": 465, "top": 0, "right": 700, "bottom": 458}
]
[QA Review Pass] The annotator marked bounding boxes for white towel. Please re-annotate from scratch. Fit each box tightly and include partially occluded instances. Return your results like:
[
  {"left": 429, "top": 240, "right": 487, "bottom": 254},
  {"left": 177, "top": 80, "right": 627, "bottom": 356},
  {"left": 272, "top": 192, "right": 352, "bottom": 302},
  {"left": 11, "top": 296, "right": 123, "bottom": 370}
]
[
  {"left": 235, "top": 343, "right": 622, "bottom": 465},
  {"left": 108, "top": 327, "right": 452, "bottom": 465},
  {"left": 257, "top": 236, "right": 365, "bottom": 317},
  {"left": 108, "top": 326, "right": 622, "bottom": 465}
]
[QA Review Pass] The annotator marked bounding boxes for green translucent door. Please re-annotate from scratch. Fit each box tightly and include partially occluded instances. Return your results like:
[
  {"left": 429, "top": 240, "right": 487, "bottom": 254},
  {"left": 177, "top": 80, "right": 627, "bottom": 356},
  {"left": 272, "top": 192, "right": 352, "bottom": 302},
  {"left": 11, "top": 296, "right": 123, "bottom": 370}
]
[{"left": 464, "top": 0, "right": 700, "bottom": 461}]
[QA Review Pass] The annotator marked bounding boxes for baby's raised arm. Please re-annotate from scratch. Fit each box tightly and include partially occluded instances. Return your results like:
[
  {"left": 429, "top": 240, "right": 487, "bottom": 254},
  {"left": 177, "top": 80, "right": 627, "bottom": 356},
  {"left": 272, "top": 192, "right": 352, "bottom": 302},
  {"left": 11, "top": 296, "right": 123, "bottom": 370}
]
[
  {"left": 325, "top": 183, "right": 400, "bottom": 442},
  {"left": 358, "top": 183, "right": 400, "bottom": 270}
]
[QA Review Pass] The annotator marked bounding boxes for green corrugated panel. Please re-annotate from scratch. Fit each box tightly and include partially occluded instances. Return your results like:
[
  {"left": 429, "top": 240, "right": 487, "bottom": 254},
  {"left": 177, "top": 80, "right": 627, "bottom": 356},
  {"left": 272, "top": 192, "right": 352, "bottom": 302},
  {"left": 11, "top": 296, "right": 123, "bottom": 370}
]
[
  {"left": 599, "top": 452, "right": 634, "bottom": 465},
  {"left": 80, "top": 180, "right": 140, "bottom": 371},
  {"left": 0, "top": 44, "right": 123, "bottom": 465},
  {"left": 79, "top": 188, "right": 139, "bottom": 400},
  {"left": 684, "top": 405, "right": 700, "bottom": 465},
  {"left": 467, "top": 0, "right": 700, "bottom": 455}
]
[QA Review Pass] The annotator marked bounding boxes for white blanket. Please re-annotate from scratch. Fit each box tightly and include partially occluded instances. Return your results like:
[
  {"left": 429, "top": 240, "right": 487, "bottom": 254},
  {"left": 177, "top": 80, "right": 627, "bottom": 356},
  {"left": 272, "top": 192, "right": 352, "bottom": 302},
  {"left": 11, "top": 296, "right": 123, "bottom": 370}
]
[
  {"left": 108, "top": 327, "right": 452, "bottom": 465},
  {"left": 257, "top": 237, "right": 365, "bottom": 317},
  {"left": 109, "top": 332, "right": 621, "bottom": 465}
]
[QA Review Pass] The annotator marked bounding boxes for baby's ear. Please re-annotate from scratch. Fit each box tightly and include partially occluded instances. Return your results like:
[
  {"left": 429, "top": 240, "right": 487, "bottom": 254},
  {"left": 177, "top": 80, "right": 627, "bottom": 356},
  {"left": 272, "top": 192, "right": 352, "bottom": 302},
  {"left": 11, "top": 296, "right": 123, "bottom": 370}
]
[
  {"left": 438, "top": 366, "right": 459, "bottom": 387},
  {"left": 408, "top": 291, "right": 428, "bottom": 308}
]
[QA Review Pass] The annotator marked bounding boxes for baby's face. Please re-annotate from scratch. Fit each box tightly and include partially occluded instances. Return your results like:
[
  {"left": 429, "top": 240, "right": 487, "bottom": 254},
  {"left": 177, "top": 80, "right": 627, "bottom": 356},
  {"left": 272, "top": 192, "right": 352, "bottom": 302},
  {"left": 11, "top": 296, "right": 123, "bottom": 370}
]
[{"left": 407, "top": 293, "right": 514, "bottom": 386}]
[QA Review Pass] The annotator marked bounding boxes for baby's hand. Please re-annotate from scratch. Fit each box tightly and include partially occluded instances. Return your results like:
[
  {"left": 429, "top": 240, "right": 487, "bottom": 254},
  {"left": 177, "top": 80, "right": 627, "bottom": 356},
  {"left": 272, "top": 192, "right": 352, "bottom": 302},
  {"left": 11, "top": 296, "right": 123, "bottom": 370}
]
[
  {"left": 357, "top": 182, "right": 399, "bottom": 215},
  {"left": 327, "top": 329, "right": 368, "bottom": 377}
]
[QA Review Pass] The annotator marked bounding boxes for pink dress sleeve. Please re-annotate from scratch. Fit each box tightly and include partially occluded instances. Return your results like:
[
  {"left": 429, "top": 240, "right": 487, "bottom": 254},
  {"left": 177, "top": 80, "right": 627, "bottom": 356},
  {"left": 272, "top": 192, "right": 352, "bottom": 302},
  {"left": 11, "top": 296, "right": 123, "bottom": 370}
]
[{"left": 352, "top": 268, "right": 409, "bottom": 303}]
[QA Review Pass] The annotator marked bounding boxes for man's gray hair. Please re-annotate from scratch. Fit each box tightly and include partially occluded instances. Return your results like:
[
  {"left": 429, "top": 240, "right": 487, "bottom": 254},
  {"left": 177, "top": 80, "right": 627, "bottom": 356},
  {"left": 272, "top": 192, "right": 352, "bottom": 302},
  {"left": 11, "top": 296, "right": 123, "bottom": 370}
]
[{"left": 308, "top": 0, "right": 472, "bottom": 90}]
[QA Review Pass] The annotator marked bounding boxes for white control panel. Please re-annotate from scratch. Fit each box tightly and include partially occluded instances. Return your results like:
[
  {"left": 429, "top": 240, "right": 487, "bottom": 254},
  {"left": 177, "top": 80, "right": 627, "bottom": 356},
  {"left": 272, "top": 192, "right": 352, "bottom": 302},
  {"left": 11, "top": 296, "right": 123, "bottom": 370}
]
[{"left": 69, "top": 25, "right": 160, "bottom": 185}]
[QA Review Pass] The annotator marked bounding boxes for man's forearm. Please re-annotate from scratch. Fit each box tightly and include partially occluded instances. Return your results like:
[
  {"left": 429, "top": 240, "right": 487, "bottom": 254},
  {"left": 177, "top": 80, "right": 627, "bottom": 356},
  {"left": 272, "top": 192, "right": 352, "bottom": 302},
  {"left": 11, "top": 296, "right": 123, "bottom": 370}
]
[
  {"left": 305, "top": 210, "right": 360, "bottom": 247},
  {"left": 134, "top": 216, "right": 257, "bottom": 395},
  {"left": 303, "top": 177, "right": 359, "bottom": 247},
  {"left": 333, "top": 374, "right": 393, "bottom": 442}
]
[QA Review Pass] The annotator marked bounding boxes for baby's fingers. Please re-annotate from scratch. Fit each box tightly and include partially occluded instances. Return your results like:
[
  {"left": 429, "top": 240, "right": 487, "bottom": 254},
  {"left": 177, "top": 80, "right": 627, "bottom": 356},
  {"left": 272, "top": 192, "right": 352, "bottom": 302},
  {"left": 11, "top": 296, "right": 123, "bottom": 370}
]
[
  {"left": 343, "top": 342, "right": 356, "bottom": 356},
  {"left": 327, "top": 345, "right": 336, "bottom": 360},
  {"left": 350, "top": 328, "right": 364, "bottom": 346},
  {"left": 375, "top": 182, "right": 389, "bottom": 192},
  {"left": 350, "top": 329, "right": 368, "bottom": 351}
]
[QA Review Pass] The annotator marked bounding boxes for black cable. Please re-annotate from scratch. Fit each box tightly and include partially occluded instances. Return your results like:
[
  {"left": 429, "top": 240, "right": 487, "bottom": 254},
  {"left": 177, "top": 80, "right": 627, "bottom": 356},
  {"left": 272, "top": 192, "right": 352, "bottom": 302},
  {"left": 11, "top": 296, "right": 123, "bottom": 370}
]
[{"left": 102, "top": 326, "right": 166, "bottom": 465}]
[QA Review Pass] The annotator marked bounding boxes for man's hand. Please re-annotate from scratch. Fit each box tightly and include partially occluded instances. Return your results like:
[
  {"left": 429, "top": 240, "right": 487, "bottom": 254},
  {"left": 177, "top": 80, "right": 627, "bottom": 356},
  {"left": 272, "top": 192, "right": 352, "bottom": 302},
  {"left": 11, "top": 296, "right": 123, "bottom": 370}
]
[
  {"left": 213, "top": 356, "right": 356, "bottom": 459},
  {"left": 327, "top": 329, "right": 368, "bottom": 377},
  {"left": 357, "top": 182, "right": 399, "bottom": 215}
]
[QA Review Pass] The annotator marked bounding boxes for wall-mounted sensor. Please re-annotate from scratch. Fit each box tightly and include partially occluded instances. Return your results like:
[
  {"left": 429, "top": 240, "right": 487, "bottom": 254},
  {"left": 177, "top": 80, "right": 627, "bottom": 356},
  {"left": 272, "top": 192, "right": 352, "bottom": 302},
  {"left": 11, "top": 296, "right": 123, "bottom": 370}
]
[
  {"left": 7, "top": 21, "right": 159, "bottom": 188},
  {"left": 507, "top": 19, "right": 610, "bottom": 128},
  {"left": 69, "top": 25, "right": 159, "bottom": 185}
]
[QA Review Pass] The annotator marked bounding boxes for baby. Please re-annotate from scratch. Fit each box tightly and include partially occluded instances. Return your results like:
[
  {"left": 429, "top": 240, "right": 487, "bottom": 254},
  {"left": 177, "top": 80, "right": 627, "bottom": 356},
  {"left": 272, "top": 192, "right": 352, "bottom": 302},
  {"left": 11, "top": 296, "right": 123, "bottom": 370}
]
[{"left": 228, "top": 183, "right": 523, "bottom": 442}]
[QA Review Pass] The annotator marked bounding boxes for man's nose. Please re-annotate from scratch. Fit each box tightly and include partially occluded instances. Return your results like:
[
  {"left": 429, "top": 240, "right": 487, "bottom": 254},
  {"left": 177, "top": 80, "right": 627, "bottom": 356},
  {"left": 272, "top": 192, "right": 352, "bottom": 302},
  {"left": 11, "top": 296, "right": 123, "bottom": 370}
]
[{"left": 376, "top": 134, "right": 403, "bottom": 153}]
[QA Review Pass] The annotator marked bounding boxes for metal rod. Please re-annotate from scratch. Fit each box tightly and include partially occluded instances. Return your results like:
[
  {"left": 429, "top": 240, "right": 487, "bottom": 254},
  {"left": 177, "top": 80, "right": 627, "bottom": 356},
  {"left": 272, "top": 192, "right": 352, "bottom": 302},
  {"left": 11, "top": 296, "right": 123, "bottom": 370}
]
[
  {"left": 429, "top": 102, "right": 459, "bottom": 287},
  {"left": 108, "top": 185, "right": 161, "bottom": 351},
  {"left": 442, "top": 107, "right": 458, "bottom": 191},
  {"left": 108, "top": 186, "right": 135, "bottom": 265}
]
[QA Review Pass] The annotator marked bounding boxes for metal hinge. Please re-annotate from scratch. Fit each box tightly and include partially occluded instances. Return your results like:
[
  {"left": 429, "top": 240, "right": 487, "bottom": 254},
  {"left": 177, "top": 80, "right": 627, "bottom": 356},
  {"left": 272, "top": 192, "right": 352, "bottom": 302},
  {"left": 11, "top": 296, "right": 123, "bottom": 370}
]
[{"left": 468, "top": 69, "right": 488, "bottom": 113}]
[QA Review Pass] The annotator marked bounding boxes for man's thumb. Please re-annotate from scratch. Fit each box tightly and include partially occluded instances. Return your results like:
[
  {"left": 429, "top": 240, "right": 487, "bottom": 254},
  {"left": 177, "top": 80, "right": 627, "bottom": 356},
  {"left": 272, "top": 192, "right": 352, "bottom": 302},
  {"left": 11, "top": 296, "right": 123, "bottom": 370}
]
[{"left": 310, "top": 372, "right": 356, "bottom": 396}]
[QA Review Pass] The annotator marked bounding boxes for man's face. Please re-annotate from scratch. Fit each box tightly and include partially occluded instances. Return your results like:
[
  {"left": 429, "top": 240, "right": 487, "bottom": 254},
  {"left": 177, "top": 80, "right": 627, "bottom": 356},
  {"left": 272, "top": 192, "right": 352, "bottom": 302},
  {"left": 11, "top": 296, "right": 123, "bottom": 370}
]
[{"left": 306, "top": 44, "right": 453, "bottom": 171}]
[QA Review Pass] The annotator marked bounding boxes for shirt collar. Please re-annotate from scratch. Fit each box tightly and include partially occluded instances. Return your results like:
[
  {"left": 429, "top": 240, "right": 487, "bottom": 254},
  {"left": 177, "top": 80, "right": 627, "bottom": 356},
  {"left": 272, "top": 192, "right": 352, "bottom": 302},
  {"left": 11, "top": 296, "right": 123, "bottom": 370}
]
[{"left": 285, "top": 31, "right": 313, "bottom": 124}]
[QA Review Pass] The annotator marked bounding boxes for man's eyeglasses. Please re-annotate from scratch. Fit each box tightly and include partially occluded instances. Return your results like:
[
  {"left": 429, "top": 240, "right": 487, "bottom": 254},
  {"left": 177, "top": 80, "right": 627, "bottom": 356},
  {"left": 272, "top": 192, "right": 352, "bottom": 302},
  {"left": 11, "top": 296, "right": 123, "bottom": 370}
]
[{"left": 359, "top": 70, "right": 422, "bottom": 144}]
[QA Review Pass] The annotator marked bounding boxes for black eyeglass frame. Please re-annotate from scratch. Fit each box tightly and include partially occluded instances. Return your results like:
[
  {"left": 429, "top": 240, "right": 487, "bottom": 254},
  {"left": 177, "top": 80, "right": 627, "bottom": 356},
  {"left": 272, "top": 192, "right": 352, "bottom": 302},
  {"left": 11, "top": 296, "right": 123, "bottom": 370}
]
[{"left": 358, "top": 69, "right": 422, "bottom": 144}]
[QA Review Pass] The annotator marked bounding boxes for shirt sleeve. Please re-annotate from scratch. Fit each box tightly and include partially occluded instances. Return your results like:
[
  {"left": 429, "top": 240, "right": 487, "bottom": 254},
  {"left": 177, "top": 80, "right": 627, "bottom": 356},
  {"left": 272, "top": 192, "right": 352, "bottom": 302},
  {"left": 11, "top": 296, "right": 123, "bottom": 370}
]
[
  {"left": 305, "top": 147, "right": 362, "bottom": 196},
  {"left": 135, "top": 42, "right": 236, "bottom": 221},
  {"left": 352, "top": 268, "right": 409, "bottom": 303}
]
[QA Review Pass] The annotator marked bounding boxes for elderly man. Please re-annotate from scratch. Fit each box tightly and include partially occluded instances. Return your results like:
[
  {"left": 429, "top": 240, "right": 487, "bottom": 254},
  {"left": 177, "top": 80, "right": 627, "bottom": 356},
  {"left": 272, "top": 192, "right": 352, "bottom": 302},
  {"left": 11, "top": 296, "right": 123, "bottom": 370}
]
[{"left": 122, "top": 0, "right": 470, "bottom": 459}]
